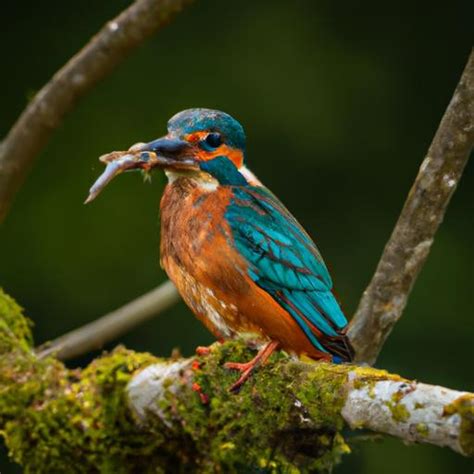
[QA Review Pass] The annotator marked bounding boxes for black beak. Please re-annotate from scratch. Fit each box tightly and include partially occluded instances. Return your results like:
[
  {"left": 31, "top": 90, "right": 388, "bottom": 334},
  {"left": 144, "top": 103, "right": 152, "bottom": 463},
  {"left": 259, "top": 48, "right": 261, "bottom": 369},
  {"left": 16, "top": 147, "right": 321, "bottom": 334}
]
[
  {"left": 138, "top": 137, "right": 190, "bottom": 155},
  {"left": 85, "top": 136, "right": 197, "bottom": 204},
  {"left": 128, "top": 136, "right": 197, "bottom": 169}
]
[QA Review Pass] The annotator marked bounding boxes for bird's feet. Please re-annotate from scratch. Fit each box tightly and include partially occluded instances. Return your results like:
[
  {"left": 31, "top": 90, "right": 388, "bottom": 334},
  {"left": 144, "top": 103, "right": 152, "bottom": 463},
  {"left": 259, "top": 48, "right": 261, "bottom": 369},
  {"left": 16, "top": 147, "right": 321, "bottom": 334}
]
[
  {"left": 224, "top": 340, "right": 279, "bottom": 392},
  {"left": 224, "top": 361, "right": 257, "bottom": 392}
]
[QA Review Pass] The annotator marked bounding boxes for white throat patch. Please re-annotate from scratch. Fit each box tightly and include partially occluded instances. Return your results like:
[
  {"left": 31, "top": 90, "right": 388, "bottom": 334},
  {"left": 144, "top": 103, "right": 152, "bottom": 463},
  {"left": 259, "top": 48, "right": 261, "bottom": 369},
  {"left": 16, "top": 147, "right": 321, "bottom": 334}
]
[{"left": 165, "top": 170, "right": 219, "bottom": 191}]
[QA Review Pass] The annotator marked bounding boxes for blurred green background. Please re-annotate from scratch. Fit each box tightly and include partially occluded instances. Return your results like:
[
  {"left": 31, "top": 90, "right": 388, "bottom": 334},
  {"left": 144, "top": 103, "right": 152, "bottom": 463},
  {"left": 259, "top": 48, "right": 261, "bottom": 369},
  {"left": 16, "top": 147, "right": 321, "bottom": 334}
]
[{"left": 1, "top": 0, "right": 473, "bottom": 472}]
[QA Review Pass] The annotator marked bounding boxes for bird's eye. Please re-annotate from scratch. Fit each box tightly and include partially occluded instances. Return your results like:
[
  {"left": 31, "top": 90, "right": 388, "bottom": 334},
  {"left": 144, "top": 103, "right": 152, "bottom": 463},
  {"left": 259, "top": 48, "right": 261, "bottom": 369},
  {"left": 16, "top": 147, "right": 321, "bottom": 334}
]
[{"left": 204, "top": 133, "right": 222, "bottom": 148}]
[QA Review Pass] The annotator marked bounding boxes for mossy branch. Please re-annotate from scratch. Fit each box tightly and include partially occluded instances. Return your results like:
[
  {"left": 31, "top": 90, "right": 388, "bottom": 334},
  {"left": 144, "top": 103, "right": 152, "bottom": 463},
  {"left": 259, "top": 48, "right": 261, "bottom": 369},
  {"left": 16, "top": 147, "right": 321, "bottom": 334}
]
[
  {"left": 1, "top": 290, "right": 473, "bottom": 473},
  {"left": 128, "top": 344, "right": 474, "bottom": 462}
]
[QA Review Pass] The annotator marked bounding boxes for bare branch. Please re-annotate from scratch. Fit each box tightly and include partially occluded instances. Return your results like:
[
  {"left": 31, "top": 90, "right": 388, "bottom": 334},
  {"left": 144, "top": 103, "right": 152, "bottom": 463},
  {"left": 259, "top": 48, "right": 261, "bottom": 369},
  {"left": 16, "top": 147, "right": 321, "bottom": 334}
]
[
  {"left": 36, "top": 280, "right": 179, "bottom": 360},
  {"left": 348, "top": 49, "right": 474, "bottom": 364},
  {"left": 0, "top": 0, "right": 193, "bottom": 224}
]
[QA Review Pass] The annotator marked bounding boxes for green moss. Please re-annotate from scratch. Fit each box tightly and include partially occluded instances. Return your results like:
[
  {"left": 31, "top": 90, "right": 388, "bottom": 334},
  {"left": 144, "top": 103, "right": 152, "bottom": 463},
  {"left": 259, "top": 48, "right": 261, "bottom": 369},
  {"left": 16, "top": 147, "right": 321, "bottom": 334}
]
[
  {"left": 416, "top": 423, "right": 429, "bottom": 437},
  {"left": 294, "top": 360, "right": 351, "bottom": 430},
  {"left": 1, "top": 346, "right": 160, "bottom": 473},
  {"left": 0, "top": 287, "right": 33, "bottom": 353},
  {"left": 352, "top": 366, "right": 405, "bottom": 390},
  {"left": 384, "top": 392, "right": 410, "bottom": 423},
  {"left": 444, "top": 394, "right": 474, "bottom": 456},
  {"left": 152, "top": 341, "right": 353, "bottom": 473},
  {"left": 2, "top": 334, "right": 421, "bottom": 473}
]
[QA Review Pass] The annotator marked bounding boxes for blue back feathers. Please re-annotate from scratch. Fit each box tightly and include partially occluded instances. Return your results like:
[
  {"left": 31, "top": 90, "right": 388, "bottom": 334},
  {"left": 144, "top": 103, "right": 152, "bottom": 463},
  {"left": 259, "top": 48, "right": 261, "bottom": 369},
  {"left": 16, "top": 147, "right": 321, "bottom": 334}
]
[{"left": 224, "top": 185, "right": 353, "bottom": 361}]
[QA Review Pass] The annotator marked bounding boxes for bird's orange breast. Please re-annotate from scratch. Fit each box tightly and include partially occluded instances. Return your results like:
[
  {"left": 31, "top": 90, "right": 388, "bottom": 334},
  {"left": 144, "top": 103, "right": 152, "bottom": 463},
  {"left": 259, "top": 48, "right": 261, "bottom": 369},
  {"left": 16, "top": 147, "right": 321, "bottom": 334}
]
[{"left": 159, "top": 177, "right": 330, "bottom": 359}]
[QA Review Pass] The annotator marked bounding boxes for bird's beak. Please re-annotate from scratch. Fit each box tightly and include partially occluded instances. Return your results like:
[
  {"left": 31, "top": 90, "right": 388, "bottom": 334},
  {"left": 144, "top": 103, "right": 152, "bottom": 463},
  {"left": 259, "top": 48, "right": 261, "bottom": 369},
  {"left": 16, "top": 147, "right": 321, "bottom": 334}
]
[{"left": 85, "top": 136, "right": 197, "bottom": 204}]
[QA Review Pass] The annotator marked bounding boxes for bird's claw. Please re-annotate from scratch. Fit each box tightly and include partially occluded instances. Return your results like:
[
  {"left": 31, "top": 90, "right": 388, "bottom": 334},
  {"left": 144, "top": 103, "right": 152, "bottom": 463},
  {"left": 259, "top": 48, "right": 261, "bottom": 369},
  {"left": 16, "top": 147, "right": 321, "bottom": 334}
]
[
  {"left": 223, "top": 340, "right": 279, "bottom": 392},
  {"left": 224, "top": 361, "right": 254, "bottom": 372},
  {"left": 227, "top": 367, "right": 256, "bottom": 392}
]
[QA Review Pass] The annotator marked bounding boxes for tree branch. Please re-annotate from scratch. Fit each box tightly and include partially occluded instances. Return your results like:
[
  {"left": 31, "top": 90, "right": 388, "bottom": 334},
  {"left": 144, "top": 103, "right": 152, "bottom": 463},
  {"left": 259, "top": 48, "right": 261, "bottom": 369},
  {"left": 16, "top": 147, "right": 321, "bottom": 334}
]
[
  {"left": 0, "top": 0, "right": 193, "bottom": 224},
  {"left": 1, "top": 290, "right": 473, "bottom": 473},
  {"left": 348, "top": 49, "right": 474, "bottom": 364},
  {"left": 129, "top": 345, "right": 474, "bottom": 459},
  {"left": 36, "top": 280, "right": 179, "bottom": 360}
]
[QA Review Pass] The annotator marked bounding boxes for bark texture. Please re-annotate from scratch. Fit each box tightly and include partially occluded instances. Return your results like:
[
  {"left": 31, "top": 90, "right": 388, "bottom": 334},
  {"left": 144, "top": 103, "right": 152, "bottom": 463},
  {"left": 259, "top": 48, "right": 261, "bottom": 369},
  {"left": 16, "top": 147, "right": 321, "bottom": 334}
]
[
  {"left": 348, "top": 49, "right": 474, "bottom": 364},
  {"left": 36, "top": 281, "right": 179, "bottom": 361}
]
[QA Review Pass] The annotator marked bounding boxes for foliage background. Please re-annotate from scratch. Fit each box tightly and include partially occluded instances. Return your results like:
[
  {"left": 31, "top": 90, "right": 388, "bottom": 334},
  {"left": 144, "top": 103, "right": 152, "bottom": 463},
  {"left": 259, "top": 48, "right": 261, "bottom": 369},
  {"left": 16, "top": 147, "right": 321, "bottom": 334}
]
[{"left": 1, "top": 0, "right": 473, "bottom": 472}]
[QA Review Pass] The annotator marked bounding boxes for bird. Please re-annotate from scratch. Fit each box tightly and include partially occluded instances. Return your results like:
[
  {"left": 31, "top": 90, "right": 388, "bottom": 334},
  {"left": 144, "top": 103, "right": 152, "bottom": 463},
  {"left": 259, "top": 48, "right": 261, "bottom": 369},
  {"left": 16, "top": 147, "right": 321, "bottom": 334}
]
[{"left": 86, "top": 108, "right": 354, "bottom": 391}]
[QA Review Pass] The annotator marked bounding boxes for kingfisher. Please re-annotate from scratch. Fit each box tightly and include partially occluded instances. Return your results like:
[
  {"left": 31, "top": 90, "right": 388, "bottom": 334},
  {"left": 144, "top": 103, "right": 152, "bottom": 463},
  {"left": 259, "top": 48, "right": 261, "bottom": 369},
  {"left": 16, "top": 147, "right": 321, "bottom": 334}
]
[{"left": 86, "top": 108, "right": 354, "bottom": 390}]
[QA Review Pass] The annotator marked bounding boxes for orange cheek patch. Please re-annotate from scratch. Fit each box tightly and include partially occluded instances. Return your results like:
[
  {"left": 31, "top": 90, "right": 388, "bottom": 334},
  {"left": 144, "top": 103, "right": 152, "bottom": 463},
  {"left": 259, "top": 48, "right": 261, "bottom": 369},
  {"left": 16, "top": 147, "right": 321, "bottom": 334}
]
[
  {"left": 184, "top": 133, "right": 244, "bottom": 168},
  {"left": 208, "top": 145, "right": 243, "bottom": 169},
  {"left": 224, "top": 146, "right": 244, "bottom": 168},
  {"left": 198, "top": 145, "right": 243, "bottom": 169}
]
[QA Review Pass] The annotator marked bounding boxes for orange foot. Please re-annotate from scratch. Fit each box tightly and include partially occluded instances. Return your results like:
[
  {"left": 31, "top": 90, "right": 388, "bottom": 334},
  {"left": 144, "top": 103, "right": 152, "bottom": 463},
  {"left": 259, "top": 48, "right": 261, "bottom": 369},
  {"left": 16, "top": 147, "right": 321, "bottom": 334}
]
[{"left": 224, "top": 340, "right": 279, "bottom": 392}]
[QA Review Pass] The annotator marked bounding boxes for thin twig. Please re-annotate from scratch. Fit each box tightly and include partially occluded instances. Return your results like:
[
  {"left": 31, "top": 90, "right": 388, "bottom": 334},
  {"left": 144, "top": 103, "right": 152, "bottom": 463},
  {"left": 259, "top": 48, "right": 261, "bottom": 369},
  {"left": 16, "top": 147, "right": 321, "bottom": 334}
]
[
  {"left": 36, "top": 281, "right": 179, "bottom": 360},
  {"left": 0, "top": 0, "right": 193, "bottom": 224},
  {"left": 348, "top": 49, "right": 474, "bottom": 364}
]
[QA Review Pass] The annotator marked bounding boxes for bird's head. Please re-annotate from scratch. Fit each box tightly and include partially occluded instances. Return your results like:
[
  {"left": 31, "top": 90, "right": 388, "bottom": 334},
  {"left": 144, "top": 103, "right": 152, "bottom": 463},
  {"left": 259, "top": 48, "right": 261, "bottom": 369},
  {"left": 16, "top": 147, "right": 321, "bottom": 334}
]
[
  {"left": 164, "top": 108, "right": 246, "bottom": 168},
  {"left": 86, "top": 108, "right": 254, "bottom": 203}
]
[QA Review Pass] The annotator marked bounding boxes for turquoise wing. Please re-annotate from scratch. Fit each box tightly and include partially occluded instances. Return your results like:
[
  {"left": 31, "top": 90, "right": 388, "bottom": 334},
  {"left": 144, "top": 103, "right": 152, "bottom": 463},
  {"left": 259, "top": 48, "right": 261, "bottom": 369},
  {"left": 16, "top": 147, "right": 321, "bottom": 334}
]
[{"left": 225, "top": 185, "right": 353, "bottom": 361}]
